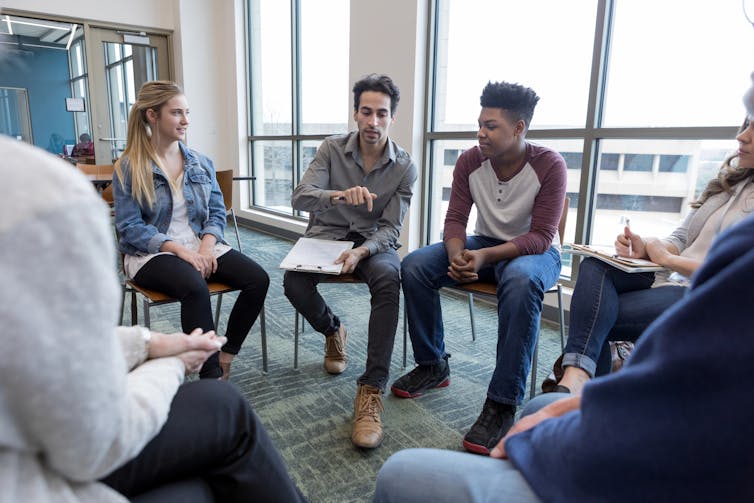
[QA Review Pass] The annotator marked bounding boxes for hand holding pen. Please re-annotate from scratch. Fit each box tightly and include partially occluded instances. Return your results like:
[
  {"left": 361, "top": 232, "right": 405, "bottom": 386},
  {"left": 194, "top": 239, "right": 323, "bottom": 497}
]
[{"left": 615, "top": 218, "right": 644, "bottom": 258}]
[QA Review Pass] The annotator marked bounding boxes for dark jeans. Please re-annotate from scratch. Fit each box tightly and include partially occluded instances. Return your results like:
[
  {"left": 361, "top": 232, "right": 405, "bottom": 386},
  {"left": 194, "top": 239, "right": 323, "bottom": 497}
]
[
  {"left": 283, "top": 248, "right": 401, "bottom": 391},
  {"left": 133, "top": 249, "right": 269, "bottom": 378},
  {"left": 401, "top": 237, "right": 562, "bottom": 406},
  {"left": 563, "top": 257, "right": 686, "bottom": 377},
  {"left": 101, "top": 380, "right": 305, "bottom": 502}
]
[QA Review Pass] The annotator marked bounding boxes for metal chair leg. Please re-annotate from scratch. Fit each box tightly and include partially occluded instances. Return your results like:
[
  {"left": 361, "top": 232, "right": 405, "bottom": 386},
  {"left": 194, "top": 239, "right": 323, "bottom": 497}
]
[
  {"left": 119, "top": 284, "right": 126, "bottom": 325},
  {"left": 403, "top": 299, "right": 408, "bottom": 368},
  {"left": 131, "top": 289, "right": 138, "bottom": 325},
  {"left": 294, "top": 310, "right": 300, "bottom": 370},
  {"left": 214, "top": 293, "right": 223, "bottom": 331},
  {"left": 260, "top": 307, "right": 268, "bottom": 373},
  {"left": 143, "top": 299, "right": 151, "bottom": 328},
  {"left": 467, "top": 292, "right": 476, "bottom": 341},
  {"left": 556, "top": 284, "right": 566, "bottom": 351}
]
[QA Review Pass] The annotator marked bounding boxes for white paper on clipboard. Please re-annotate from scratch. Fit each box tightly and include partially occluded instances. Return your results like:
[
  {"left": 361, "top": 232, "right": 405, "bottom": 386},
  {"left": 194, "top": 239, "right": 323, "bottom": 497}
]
[{"left": 279, "top": 237, "right": 354, "bottom": 275}]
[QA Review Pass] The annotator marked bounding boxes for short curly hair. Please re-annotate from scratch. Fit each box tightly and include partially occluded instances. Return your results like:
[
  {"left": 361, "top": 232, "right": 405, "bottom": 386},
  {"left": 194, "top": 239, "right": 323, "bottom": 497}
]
[
  {"left": 352, "top": 74, "right": 400, "bottom": 116},
  {"left": 480, "top": 81, "right": 540, "bottom": 128}
]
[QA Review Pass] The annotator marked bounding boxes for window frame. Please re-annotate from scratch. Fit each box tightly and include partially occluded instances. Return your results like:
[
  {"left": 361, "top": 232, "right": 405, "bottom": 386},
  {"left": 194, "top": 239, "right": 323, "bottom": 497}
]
[
  {"left": 245, "top": 0, "right": 348, "bottom": 220},
  {"left": 422, "top": 0, "right": 739, "bottom": 284}
]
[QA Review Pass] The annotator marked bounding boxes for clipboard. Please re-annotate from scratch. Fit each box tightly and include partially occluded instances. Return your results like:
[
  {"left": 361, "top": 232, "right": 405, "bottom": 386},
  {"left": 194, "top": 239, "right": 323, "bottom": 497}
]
[
  {"left": 279, "top": 237, "right": 354, "bottom": 275},
  {"left": 567, "top": 243, "right": 665, "bottom": 273}
]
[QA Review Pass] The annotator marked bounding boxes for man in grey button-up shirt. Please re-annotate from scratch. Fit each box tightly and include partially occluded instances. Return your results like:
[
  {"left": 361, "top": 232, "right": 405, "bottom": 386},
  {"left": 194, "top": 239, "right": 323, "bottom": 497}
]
[{"left": 283, "top": 74, "right": 417, "bottom": 450}]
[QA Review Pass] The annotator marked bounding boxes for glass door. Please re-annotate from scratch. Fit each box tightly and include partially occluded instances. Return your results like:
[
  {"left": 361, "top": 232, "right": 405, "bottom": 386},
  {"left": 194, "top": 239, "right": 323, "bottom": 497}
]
[
  {"left": 87, "top": 27, "right": 171, "bottom": 163},
  {"left": 0, "top": 87, "right": 33, "bottom": 143}
]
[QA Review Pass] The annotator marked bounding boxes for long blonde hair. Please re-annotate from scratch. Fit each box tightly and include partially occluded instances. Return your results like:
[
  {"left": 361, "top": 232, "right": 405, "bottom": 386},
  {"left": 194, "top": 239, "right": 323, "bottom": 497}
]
[
  {"left": 691, "top": 118, "right": 752, "bottom": 208},
  {"left": 114, "top": 80, "right": 184, "bottom": 208}
]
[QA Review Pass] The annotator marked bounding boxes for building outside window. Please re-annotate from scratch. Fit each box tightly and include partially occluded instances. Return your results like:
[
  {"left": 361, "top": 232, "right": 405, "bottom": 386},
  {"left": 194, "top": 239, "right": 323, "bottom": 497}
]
[
  {"left": 246, "top": 0, "right": 350, "bottom": 217},
  {"left": 426, "top": 0, "right": 752, "bottom": 278}
]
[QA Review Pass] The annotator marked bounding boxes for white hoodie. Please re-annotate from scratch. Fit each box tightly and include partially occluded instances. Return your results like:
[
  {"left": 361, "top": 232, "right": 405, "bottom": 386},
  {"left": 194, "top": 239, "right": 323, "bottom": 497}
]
[{"left": 0, "top": 137, "right": 184, "bottom": 502}]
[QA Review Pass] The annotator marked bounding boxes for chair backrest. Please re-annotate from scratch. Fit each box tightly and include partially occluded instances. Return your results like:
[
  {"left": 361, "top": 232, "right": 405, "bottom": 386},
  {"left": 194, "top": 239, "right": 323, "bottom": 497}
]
[
  {"left": 558, "top": 196, "right": 570, "bottom": 246},
  {"left": 76, "top": 163, "right": 114, "bottom": 178},
  {"left": 215, "top": 169, "right": 233, "bottom": 212}
]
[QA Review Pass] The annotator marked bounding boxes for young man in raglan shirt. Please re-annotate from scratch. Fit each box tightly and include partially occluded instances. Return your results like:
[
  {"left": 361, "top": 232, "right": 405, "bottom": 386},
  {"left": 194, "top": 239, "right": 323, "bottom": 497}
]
[{"left": 392, "top": 81, "right": 566, "bottom": 454}]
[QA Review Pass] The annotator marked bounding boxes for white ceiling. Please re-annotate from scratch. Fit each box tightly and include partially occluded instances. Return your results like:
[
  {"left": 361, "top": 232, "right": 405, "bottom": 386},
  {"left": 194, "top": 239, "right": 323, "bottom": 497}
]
[{"left": 0, "top": 15, "right": 83, "bottom": 49}]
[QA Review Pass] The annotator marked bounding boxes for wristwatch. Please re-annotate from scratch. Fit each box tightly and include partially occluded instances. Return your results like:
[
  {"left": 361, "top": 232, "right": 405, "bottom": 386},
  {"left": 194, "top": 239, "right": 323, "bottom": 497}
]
[{"left": 138, "top": 326, "right": 152, "bottom": 352}]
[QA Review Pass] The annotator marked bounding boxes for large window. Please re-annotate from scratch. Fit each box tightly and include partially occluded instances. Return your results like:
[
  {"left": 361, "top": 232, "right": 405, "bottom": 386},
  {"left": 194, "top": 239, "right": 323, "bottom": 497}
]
[
  {"left": 247, "top": 0, "right": 350, "bottom": 216},
  {"left": 427, "top": 0, "right": 752, "bottom": 279},
  {"left": 68, "top": 37, "right": 90, "bottom": 141}
]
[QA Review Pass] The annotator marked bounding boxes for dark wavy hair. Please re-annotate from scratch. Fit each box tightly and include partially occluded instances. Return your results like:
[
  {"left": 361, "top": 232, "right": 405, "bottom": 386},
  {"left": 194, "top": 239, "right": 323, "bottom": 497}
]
[
  {"left": 691, "top": 118, "right": 752, "bottom": 208},
  {"left": 352, "top": 74, "right": 400, "bottom": 116},
  {"left": 480, "top": 81, "right": 540, "bottom": 129}
]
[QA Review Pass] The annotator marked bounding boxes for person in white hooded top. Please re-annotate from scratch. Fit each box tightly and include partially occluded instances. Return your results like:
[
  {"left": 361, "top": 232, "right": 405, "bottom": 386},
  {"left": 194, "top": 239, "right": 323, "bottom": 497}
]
[{"left": 0, "top": 136, "right": 304, "bottom": 502}]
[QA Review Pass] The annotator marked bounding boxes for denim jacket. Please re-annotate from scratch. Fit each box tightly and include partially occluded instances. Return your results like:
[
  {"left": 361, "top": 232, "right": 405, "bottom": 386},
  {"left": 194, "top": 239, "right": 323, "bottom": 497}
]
[{"left": 113, "top": 142, "right": 227, "bottom": 256}]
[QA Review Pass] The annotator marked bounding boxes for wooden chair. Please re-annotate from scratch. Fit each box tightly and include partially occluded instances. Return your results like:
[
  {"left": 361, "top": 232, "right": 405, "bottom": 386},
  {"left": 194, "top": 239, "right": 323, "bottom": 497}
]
[
  {"left": 122, "top": 277, "right": 268, "bottom": 373},
  {"left": 117, "top": 179, "right": 269, "bottom": 372},
  {"left": 215, "top": 169, "right": 242, "bottom": 254},
  {"left": 407, "top": 197, "right": 570, "bottom": 399}
]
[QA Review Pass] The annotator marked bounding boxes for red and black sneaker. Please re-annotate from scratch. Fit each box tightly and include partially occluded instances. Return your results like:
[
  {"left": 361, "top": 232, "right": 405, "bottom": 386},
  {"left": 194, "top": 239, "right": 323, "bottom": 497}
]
[
  {"left": 390, "top": 355, "right": 450, "bottom": 398},
  {"left": 462, "top": 398, "right": 516, "bottom": 455}
]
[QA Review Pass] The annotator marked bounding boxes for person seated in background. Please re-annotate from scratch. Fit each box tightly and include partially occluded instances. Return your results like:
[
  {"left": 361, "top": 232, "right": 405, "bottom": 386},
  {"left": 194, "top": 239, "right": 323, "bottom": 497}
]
[
  {"left": 546, "top": 115, "right": 754, "bottom": 395},
  {"left": 71, "top": 132, "right": 95, "bottom": 157},
  {"left": 114, "top": 80, "right": 269, "bottom": 380},
  {"left": 0, "top": 136, "right": 305, "bottom": 502},
  {"left": 283, "top": 74, "right": 417, "bottom": 449},
  {"left": 374, "top": 181, "right": 754, "bottom": 503},
  {"left": 391, "top": 81, "right": 566, "bottom": 455}
]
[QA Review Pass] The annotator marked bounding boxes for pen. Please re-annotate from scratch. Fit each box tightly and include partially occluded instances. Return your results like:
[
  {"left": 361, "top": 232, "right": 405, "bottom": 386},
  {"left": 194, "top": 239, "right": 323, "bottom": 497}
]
[{"left": 625, "top": 218, "right": 632, "bottom": 257}]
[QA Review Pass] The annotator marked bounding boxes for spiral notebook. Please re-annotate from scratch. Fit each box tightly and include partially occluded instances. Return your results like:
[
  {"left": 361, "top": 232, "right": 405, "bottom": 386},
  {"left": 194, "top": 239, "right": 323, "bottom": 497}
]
[{"left": 279, "top": 237, "right": 354, "bottom": 275}]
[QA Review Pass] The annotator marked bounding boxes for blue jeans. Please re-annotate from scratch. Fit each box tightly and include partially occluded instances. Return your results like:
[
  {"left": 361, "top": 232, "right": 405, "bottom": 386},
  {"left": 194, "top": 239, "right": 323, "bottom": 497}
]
[
  {"left": 401, "top": 236, "right": 561, "bottom": 405},
  {"left": 374, "top": 394, "right": 562, "bottom": 503},
  {"left": 563, "top": 257, "right": 686, "bottom": 377},
  {"left": 373, "top": 394, "right": 566, "bottom": 503}
]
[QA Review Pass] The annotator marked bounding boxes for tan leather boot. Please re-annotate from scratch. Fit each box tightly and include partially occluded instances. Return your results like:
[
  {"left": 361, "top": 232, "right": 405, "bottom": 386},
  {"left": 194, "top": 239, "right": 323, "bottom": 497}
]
[
  {"left": 352, "top": 384, "right": 384, "bottom": 448},
  {"left": 324, "top": 324, "right": 347, "bottom": 374}
]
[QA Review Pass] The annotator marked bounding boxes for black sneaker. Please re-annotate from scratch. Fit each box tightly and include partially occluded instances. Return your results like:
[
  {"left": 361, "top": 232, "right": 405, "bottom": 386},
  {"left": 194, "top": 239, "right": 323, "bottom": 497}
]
[
  {"left": 462, "top": 398, "right": 516, "bottom": 455},
  {"left": 390, "top": 355, "right": 450, "bottom": 398}
]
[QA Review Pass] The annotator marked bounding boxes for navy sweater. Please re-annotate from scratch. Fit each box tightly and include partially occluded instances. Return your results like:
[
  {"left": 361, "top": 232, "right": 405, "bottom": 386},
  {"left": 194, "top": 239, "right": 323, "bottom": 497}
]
[{"left": 506, "top": 212, "right": 754, "bottom": 502}]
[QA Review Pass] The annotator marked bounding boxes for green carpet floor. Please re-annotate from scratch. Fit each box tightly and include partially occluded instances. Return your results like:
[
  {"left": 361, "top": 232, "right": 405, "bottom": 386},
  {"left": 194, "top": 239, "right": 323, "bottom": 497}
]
[{"left": 120, "top": 223, "right": 565, "bottom": 502}]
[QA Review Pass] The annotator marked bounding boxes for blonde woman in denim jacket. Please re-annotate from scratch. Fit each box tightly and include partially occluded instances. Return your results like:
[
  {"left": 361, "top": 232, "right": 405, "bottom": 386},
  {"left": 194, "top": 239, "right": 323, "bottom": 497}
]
[{"left": 114, "top": 81, "right": 268, "bottom": 380}]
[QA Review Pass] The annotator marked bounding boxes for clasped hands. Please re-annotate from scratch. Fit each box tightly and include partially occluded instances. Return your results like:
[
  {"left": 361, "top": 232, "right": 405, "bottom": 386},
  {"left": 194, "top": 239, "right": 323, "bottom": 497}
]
[
  {"left": 447, "top": 249, "right": 486, "bottom": 283},
  {"left": 147, "top": 328, "right": 226, "bottom": 375},
  {"left": 175, "top": 246, "right": 217, "bottom": 279}
]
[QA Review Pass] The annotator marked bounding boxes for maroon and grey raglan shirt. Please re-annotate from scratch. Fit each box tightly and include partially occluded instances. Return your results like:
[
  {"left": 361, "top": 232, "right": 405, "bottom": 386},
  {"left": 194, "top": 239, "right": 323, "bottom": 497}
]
[{"left": 443, "top": 142, "right": 567, "bottom": 255}]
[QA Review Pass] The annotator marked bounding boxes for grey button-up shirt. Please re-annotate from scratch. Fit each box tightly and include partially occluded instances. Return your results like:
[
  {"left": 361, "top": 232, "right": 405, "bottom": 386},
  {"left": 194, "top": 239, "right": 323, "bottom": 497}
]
[{"left": 291, "top": 131, "right": 417, "bottom": 256}]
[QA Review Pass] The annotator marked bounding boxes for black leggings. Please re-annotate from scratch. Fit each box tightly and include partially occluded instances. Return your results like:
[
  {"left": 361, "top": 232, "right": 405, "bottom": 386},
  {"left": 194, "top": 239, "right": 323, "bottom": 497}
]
[
  {"left": 101, "top": 380, "right": 305, "bottom": 502},
  {"left": 133, "top": 249, "right": 269, "bottom": 378}
]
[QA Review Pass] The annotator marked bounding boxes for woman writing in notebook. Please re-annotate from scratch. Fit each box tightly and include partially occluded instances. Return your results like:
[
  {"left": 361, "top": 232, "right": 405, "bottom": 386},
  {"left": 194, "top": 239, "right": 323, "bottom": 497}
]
[
  {"left": 548, "top": 118, "right": 754, "bottom": 394},
  {"left": 114, "top": 80, "right": 268, "bottom": 380}
]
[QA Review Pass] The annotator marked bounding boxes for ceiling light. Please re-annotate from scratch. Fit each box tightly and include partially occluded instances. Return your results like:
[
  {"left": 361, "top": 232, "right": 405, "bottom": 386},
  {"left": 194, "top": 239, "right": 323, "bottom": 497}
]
[{"left": 66, "top": 23, "right": 77, "bottom": 50}]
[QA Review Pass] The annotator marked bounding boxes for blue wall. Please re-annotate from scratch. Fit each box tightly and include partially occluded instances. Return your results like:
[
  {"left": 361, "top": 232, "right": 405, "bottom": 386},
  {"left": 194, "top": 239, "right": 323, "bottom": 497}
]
[{"left": 0, "top": 46, "right": 75, "bottom": 153}]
